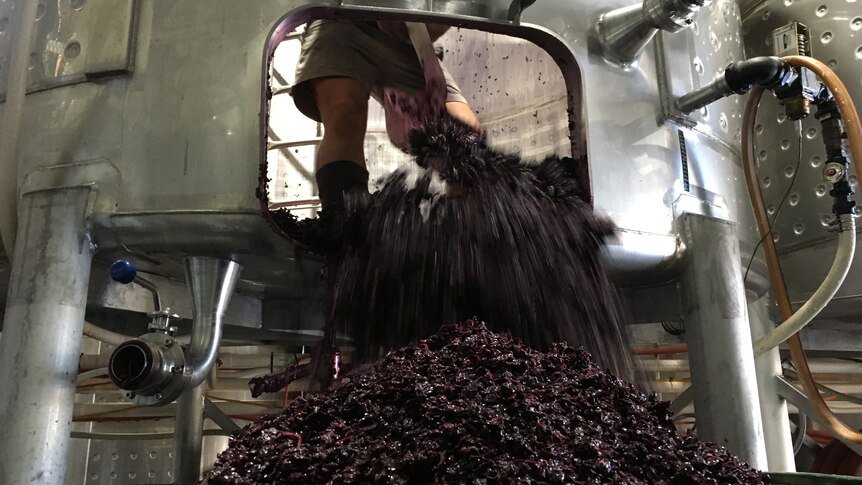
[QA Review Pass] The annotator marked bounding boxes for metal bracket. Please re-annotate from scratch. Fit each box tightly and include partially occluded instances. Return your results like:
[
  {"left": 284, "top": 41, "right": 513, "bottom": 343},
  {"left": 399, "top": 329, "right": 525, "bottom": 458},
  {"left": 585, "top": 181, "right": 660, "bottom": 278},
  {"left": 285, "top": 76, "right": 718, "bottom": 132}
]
[
  {"left": 204, "top": 398, "right": 241, "bottom": 433},
  {"left": 19, "top": 158, "right": 121, "bottom": 216},
  {"left": 776, "top": 375, "right": 862, "bottom": 456},
  {"left": 669, "top": 385, "right": 694, "bottom": 415}
]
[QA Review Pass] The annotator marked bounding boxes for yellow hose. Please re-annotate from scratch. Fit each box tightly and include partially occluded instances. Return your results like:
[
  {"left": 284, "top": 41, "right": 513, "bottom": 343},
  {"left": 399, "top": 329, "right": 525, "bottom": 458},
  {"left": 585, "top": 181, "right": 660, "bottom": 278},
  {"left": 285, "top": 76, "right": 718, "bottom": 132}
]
[{"left": 742, "top": 56, "right": 862, "bottom": 444}]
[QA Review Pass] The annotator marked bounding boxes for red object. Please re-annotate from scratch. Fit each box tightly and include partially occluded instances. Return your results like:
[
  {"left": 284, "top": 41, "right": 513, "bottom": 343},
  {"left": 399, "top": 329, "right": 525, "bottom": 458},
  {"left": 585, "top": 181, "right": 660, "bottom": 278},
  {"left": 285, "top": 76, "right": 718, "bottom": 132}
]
[
  {"left": 810, "top": 430, "right": 862, "bottom": 476},
  {"left": 632, "top": 344, "right": 689, "bottom": 355}
]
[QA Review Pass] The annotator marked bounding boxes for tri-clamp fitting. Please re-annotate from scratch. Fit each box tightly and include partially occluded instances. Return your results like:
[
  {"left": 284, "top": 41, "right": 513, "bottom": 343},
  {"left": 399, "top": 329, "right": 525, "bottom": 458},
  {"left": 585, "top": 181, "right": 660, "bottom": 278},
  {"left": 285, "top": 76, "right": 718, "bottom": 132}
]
[
  {"left": 107, "top": 257, "right": 242, "bottom": 406},
  {"left": 815, "top": 97, "right": 857, "bottom": 221},
  {"left": 597, "top": 0, "right": 710, "bottom": 67}
]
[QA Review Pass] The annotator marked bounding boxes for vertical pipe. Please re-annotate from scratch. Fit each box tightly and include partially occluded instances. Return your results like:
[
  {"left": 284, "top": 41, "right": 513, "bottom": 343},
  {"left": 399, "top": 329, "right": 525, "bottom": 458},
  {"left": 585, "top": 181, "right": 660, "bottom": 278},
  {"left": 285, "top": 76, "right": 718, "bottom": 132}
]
[
  {"left": 679, "top": 213, "right": 768, "bottom": 469},
  {"left": 173, "top": 257, "right": 241, "bottom": 483},
  {"left": 184, "top": 257, "right": 242, "bottom": 387},
  {"left": 173, "top": 383, "right": 206, "bottom": 484},
  {"left": 0, "top": 188, "right": 94, "bottom": 485},
  {"left": 0, "top": 0, "right": 42, "bottom": 258},
  {"left": 749, "top": 296, "right": 796, "bottom": 471}
]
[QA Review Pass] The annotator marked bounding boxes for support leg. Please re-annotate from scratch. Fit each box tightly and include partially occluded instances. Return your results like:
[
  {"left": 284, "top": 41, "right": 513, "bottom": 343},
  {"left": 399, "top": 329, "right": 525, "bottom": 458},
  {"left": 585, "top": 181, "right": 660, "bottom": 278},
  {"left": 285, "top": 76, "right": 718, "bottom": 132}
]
[
  {"left": 750, "top": 296, "right": 795, "bottom": 471},
  {"left": 680, "top": 214, "right": 768, "bottom": 469},
  {"left": 0, "top": 188, "right": 94, "bottom": 485},
  {"left": 173, "top": 383, "right": 206, "bottom": 484}
]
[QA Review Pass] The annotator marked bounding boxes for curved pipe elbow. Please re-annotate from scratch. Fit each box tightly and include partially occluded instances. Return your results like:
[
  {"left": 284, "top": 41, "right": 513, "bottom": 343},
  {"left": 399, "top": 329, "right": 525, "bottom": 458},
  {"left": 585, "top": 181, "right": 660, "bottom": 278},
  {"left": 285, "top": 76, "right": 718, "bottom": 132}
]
[
  {"left": 108, "top": 257, "right": 242, "bottom": 406},
  {"left": 182, "top": 257, "right": 241, "bottom": 388},
  {"left": 183, "top": 316, "right": 226, "bottom": 390},
  {"left": 602, "top": 227, "right": 770, "bottom": 301},
  {"left": 725, "top": 56, "right": 794, "bottom": 93}
]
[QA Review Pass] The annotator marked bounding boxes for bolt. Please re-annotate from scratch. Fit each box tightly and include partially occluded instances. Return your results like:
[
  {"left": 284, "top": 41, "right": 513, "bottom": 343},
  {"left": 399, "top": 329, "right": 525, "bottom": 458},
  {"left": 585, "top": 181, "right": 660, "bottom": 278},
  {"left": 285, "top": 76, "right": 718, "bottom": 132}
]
[
  {"left": 164, "top": 338, "right": 173, "bottom": 346},
  {"left": 155, "top": 393, "right": 163, "bottom": 401},
  {"left": 124, "top": 391, "right": 134, "bottom": 399},
  {"left": 171, "top": 366, "right": 184, "bottom": 374}
]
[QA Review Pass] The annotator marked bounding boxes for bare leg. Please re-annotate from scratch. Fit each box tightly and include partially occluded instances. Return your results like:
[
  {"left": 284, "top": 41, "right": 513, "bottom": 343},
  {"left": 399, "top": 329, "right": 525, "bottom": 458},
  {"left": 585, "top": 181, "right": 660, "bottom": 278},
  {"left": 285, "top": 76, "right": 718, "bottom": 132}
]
[
  {"left": 312, "top": 77, "right": 371, "bottom": 170},
  {"left": 446, "top": 101, "right": 481, "bottom": 132}
]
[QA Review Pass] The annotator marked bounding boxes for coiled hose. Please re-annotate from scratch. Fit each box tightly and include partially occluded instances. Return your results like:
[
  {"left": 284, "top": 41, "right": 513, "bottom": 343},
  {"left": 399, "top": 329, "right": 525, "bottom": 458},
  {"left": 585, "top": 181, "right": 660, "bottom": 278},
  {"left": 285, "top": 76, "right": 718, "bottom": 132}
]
[{"left": 742, "top": 55, "right": 862, "bottom": 444}]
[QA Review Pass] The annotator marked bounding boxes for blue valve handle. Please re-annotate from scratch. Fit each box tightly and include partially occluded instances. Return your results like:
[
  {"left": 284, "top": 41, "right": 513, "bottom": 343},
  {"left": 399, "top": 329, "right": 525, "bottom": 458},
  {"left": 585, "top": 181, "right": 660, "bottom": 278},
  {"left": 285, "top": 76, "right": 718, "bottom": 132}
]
[{"left": 110, "top": 259, "right": 138, "bottom": 284}]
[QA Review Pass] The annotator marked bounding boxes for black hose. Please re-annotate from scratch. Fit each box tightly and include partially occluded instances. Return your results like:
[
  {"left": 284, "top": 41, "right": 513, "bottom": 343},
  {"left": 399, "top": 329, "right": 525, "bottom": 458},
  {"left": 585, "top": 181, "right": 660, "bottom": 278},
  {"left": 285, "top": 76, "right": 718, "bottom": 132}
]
[{"left": 725, "top": 56, "right": 796, "bottom": 93}]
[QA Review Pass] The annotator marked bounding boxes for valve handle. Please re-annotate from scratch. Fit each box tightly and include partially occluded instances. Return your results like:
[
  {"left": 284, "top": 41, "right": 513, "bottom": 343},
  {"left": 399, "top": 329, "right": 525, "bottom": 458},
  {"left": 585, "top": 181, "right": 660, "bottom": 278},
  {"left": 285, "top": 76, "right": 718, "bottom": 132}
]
[{"left": 110, "top": 259, "right": 138, "bottom": 284}]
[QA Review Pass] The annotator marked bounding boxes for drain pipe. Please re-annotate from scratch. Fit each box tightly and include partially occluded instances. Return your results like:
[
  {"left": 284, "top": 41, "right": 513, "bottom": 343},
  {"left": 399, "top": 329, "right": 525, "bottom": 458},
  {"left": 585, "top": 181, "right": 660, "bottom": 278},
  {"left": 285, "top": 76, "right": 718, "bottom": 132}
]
[
  {"left": 597, "top": 0, "right": 710, "bottom": 67},
  {"left": 174, "top": 381, "right": 207, "bottom": 484},
  {"left": 107, "top": 257, "right": 242, "bottom": 407},
  {"left": 0, "top": 0, "right": 40, "bottom": 258},
  {"left": 182, "top": 257, "right": 241, "bottom": 387}
]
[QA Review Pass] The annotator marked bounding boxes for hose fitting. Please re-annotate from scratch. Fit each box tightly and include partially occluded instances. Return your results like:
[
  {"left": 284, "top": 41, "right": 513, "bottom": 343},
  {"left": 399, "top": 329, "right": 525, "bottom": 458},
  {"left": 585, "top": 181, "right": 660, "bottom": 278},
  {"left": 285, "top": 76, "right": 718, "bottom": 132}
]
[
  {"left": 676, "top": 56, "right": 797, "bottom": 113},
  {"left": 815, "top": 97, "right": 857, "bottom": 218}
]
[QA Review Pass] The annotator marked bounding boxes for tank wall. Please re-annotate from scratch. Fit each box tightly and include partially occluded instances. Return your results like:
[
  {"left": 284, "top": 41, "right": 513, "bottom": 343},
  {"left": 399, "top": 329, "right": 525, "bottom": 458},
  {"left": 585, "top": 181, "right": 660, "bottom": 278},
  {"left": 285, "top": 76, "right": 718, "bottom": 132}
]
[
  {"left": 10, "top": 0, "right": 294, "bottom": 215},
  {"left": 742, "top": 0, "right": 862, "bottom": 313},
  {"left": 440, "top": 29, "right": 571, "bottom": 162},
  {"left": 0, "top": 0, "right": 773, "bottom": 292},
  {"left": 270, "top": 0, "right": 754, "bottom": 246},
  {"left": 659, "top": 0, "right": 758, "bottom": 245},
  {"left": 2, "top": 0, "right": 757, "bottom": 264}
]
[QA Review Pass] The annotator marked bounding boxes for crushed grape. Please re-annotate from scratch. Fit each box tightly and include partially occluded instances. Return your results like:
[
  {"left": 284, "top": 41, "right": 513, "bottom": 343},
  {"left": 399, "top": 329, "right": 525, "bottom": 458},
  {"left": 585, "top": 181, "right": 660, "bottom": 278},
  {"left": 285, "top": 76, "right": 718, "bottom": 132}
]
[{"left": 204, "top": 321, "right": 767, "bottom": 484}]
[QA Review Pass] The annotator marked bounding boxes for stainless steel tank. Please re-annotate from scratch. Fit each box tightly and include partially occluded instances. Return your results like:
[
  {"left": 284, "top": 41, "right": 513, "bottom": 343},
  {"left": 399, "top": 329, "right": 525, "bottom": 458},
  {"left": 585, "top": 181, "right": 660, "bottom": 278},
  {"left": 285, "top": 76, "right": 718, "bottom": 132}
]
[
  {"left": 0, "top": 0, "right": 766, "bottom": 293},
  {"left": 0, "top": 1, "right": 321, "bottom": 291},
  {"left": 0, "top": 0, "right": 782, "bottom": 482},
  {"left": 742, "top": 0, "right": 862, "bottom": 326}
]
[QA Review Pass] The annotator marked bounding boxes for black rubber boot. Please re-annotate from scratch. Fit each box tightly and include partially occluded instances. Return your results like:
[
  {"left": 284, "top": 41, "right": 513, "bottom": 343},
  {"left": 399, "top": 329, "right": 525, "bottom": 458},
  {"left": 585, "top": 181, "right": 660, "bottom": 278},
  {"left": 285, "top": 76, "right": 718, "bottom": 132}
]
[{"left": 315, "top": 161, "right": 370, "bottom": 211}]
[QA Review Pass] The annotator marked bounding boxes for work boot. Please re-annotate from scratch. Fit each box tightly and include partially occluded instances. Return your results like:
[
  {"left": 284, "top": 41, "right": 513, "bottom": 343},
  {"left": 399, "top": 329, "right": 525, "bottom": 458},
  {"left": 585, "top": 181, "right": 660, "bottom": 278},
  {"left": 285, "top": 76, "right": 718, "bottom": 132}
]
[{"left": 315, "top": 160, "right": 370, "bottom": 212}]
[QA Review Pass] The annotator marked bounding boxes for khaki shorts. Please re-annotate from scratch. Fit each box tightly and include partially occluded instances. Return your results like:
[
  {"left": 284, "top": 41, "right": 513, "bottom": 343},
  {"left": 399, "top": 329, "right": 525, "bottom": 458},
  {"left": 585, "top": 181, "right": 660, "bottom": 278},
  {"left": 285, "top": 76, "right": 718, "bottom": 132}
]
[{"left": 292, "top": 19, "right": 467, "bottom": 122}]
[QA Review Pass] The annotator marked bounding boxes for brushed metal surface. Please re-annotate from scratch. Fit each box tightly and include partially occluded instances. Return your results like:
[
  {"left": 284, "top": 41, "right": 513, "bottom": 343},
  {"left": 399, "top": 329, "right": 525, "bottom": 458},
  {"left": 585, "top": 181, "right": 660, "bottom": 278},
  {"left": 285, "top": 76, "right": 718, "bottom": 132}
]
[
  {"left": 2, "top": 0, "right": 764, "bottom": 290},
  {"left": 267, "top": 0, "right": 761, "bottom": 289},
  {"left": 742, "top": 0, "right": 862, "bottom": 310},
  {"left": 0, "top": 0, "right": 137, "bottom": 98}
]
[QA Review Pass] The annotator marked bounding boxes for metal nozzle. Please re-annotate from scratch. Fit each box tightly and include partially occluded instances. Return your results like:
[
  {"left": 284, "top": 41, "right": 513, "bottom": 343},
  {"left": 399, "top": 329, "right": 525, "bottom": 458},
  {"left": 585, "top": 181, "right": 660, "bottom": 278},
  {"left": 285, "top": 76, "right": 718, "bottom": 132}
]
[{"left": 597, "top": 0, "right": 710, "bottom": 67}]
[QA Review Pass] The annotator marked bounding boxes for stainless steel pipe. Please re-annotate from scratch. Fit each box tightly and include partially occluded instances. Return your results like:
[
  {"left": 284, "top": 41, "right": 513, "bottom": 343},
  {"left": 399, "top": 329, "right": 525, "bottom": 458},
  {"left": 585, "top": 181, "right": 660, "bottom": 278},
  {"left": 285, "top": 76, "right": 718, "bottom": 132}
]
[
  {"left": 0, "top": 0, "right": 40, "bottom": 257},
  {"left": 0, "top": 188, "right": 94, "bottom": 485},
  {"left": 108, "top": 257, "right": 242, "bottom": 406},
  {"left": 679, "top": 214, "right": 769, "bottom": 469},
  {"left": 749, "top": 297, "right": 795, "bottom": 471},
  {"left": 171, "top": 257, "right": 242, "bottom": 484},
  {"left": 174, "top": 383, "right": 207, "bottom": 484},
  {"left": 183, "top": 257, "right": 242, "bottom": 388}
]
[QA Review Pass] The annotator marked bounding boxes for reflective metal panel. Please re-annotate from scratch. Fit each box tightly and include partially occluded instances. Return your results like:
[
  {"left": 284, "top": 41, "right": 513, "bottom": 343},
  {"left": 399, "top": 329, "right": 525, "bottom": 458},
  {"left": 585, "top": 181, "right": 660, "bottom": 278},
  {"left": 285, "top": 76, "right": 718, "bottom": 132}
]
[
  {"left": 78, "top": 421, "right": 225, "bottom": 484},
  {"left": 0, "top": 0, "right": 137, "bottom": 97},
  {"left": 742, "top": 0, "right": 862, "bottom": 311},
  {"left": 4, "top": 0, "right": 767, "bottom": 297},
  {"left": 266, "top": 0, "right": 759, "bottom": 288}
]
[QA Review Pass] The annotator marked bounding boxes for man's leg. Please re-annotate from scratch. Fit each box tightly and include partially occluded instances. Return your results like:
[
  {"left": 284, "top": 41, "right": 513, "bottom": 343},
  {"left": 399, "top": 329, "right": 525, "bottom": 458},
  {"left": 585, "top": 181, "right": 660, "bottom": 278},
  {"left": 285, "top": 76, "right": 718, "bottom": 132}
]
[{"left": 311, "top": 76, "right": 371, "bottom": 210}]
